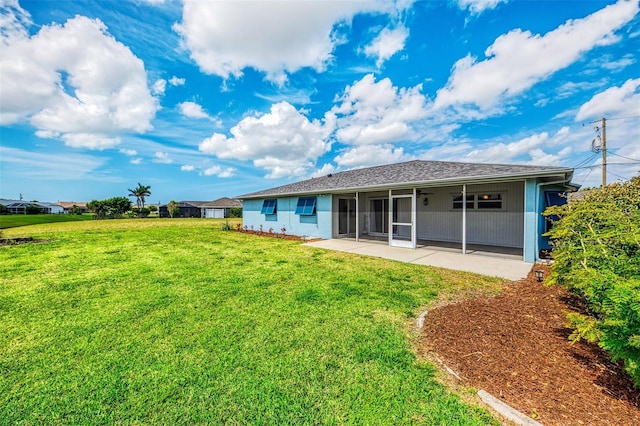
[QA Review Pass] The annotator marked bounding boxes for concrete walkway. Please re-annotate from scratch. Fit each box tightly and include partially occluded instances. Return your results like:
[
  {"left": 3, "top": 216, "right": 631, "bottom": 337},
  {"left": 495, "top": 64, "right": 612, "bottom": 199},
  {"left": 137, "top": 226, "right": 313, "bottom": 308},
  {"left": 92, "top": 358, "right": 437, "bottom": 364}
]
[{"left": 303, "top": 239, "right": 533, "bottom": 281}]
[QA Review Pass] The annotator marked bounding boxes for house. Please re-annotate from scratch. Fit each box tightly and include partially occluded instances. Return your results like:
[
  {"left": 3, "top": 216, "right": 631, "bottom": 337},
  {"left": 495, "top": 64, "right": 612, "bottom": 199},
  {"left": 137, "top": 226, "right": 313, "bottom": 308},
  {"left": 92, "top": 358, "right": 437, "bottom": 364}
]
[
  {"left": 237, "top": 160, "right": 576, "bottom": 263},
  {"left": 199, "top": 197, "right": 242, "bottom": 218},
  {"left": 0, "top": 199, "right": 64, "bottom": 214},
  {"left": 159, "top": 198, "right": 242, "bottom": 218},
  {"left": 57, "top": 201, "right": 88, "bottom": 214}
]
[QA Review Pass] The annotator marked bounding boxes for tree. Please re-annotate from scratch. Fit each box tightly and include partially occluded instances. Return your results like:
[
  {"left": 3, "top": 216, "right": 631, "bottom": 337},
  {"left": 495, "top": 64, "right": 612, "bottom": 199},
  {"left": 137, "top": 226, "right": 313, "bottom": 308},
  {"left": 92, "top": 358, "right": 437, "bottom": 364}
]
[
  {"left": 128, "top": 183, "right": 151, "bottom": 214},
  {"left": 87, "top": 197, "right": 131, "bottom": 219},
  {"left": 167, "top": 200, "right": 179, "bottom": 218},
  {"left": 545, "top": 176, "right": 640, "bottom": 387}
]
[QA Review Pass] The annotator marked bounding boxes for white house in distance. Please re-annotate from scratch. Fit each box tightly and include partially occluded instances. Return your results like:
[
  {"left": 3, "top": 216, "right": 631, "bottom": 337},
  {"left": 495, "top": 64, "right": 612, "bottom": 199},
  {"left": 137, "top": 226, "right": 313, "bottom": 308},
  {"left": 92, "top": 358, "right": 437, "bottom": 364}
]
[
  {"left": 0, "top": 199, "right": 64, "bottom": 214},
  {"left": 237, "top": 160, "right": 576, "bottom": 263}
]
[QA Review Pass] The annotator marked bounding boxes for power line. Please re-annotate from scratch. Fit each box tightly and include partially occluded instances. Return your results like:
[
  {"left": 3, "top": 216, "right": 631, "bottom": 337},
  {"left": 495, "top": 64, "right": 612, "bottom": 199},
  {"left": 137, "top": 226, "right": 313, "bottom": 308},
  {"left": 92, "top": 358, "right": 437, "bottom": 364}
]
[{"left": 610, "top": 151, "right": 640, "bottom": 162}]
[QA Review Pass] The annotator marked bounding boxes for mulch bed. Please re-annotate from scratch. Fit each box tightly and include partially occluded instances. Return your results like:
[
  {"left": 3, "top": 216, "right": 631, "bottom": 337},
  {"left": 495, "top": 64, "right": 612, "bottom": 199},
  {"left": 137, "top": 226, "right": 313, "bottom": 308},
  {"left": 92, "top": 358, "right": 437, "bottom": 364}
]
[{"left": 417, "top": 264, "right": 640, "bottom": 425}]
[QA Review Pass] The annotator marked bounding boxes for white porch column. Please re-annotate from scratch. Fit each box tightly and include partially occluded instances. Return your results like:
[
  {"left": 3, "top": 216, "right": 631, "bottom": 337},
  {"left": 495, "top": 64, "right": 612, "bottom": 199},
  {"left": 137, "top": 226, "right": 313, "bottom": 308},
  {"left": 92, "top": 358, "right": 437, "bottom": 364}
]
[
  {"left": 462, "top": 183, "right": 467, "bottom": 255},
  {"left": 355, "top": 192, "right": 360, "bottom": 242},
  {"left": 388, "top": 189, "right": 392, "bottom": 246},
  {"left": 412, "top": 187, "right": 417, "bottom": 248}
]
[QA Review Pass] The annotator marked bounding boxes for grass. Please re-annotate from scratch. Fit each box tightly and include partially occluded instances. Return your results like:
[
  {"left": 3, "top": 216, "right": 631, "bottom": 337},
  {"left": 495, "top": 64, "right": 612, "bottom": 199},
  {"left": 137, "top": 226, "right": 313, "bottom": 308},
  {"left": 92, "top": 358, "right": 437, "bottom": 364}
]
[
  {"left": 1, "top": 219, "right": 503, "bottom": 424},
  {"left": 0, "top": 214, "right": 94, "bottom": 229}
]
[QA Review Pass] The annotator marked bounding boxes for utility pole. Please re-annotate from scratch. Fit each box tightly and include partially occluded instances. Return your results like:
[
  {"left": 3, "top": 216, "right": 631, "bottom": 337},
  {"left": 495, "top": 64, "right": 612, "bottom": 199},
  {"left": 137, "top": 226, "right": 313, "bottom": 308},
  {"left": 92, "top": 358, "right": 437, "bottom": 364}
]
[{"left": 601, "top": 117, "right": 607, "bottom": 188}]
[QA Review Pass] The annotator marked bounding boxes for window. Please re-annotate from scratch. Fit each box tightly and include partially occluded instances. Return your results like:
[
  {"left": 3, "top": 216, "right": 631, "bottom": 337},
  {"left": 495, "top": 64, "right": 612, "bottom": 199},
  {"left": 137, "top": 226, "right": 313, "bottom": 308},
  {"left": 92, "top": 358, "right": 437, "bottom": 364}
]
[
  {"left": 261, "top": 199, "right": 277, "bottom": 215},
  {"left": 295, "top": 196, "right": 316, "bottom": 215},
  {"left": 453, "top": 194, "right": 474, "bottom": 209},
  {"left": 477, "top": 193, "right": 503, "bottom": 209}
]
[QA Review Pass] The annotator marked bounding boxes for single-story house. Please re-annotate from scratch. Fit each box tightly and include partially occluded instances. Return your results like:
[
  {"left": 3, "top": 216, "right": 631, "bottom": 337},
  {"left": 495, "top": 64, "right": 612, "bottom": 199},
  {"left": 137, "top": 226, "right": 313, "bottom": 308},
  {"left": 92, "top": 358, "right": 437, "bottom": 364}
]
[
  {"left": 57, "top": 201, "right": 88, "bottom": 214},
  {"left": 0, "top": 199, "right": 64, "bottom": 214},
  {"left": 237, "top": 160, "right": 576, "bottom": 263},
  {"left": 159, "top": 198, "right": 242, "bottom": 218}
]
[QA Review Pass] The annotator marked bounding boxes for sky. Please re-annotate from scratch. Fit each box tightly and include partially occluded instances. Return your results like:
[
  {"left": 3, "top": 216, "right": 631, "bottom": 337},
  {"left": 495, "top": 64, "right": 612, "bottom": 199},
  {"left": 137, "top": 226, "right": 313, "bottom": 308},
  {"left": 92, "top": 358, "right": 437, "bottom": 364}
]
[{"left": 0, "top": 0, "right": 639, "bottom": 204}]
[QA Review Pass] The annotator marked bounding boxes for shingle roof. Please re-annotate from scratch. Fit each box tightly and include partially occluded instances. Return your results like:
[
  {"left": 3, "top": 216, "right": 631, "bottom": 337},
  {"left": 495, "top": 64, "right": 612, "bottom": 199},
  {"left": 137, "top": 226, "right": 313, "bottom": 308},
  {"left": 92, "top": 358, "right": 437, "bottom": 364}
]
[
  {"left": 238, "top": 160, "right": 574, "bottom": 199},
  {"left": 163, "top": 198, "right": 242, "bottom": 208},
  {"left": 199, "top": 197, "right": 242, "bottom": 208}
]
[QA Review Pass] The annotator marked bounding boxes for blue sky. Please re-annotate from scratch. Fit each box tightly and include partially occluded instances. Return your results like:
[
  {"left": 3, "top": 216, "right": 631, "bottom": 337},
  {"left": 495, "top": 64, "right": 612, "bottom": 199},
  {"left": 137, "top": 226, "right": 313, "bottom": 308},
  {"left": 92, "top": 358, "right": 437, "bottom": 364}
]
[{"left": 1, "top": 0, "right": 639, "bottom": 204}]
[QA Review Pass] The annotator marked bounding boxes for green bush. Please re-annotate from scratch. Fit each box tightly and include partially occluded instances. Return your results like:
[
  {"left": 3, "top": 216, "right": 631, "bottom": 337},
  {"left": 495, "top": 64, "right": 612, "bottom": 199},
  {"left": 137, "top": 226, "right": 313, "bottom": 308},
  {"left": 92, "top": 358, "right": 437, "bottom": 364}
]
[{"left": 545, "top": 176, "right": 640, "bottom": 387}]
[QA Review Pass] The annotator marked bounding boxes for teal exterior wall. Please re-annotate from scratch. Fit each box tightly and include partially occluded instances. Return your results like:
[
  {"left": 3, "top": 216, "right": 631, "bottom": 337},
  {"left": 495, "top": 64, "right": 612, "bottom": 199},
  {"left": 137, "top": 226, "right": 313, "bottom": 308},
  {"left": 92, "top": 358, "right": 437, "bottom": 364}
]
[
  {"left": 522, "top": 179, "right": 538, "bottom": 262},
  {"left": 242, "top": 195, "right": 332, "bottom": 239}
]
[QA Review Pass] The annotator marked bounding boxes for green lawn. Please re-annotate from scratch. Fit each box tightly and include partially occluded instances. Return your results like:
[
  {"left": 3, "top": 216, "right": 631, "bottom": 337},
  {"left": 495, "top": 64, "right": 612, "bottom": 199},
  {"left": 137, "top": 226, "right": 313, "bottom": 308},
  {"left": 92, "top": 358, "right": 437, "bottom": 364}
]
[
  {"left": 0, "top": 213, "right": 94, "bottom": 229},
  {"left": 0, "top": 219, "right": 502, "bottom": 425}
]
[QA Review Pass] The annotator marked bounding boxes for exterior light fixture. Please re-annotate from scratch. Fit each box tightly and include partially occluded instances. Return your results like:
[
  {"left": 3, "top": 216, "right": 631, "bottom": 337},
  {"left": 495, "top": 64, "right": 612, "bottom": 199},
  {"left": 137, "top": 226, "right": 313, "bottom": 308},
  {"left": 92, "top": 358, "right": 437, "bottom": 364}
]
[{"left": 535, "top": 269, "right": 544, "bottom": 282}]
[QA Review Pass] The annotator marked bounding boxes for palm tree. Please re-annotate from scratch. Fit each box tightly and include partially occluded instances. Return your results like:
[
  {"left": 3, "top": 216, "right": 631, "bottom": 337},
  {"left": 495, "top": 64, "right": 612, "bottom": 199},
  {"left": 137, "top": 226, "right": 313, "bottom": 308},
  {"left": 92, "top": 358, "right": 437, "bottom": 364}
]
[{"left": 128, "top": 183, "right": 151, "bottom": 213}]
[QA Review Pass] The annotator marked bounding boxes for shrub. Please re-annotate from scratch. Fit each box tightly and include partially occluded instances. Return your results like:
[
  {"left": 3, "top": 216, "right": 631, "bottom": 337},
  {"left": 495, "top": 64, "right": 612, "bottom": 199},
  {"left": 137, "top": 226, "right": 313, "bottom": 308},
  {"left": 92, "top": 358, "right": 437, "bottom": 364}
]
[{"left": 545, "top": 176, "right": 640, "bottom": 387}]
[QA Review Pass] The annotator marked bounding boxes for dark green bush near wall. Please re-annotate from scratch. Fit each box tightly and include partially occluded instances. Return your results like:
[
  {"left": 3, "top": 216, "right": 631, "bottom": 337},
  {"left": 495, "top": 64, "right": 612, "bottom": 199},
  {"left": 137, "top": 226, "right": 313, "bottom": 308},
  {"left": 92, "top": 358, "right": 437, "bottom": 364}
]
[{"left": 545, "top": 176, "right": 640, "bottom": 387}]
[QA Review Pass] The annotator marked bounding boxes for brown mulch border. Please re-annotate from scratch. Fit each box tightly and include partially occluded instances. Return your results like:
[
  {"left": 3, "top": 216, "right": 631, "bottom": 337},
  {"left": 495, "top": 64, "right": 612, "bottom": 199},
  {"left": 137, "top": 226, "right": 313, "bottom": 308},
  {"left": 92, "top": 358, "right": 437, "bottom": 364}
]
[{"left": 417, "top": 265, "right": 640, "bottom": 425}]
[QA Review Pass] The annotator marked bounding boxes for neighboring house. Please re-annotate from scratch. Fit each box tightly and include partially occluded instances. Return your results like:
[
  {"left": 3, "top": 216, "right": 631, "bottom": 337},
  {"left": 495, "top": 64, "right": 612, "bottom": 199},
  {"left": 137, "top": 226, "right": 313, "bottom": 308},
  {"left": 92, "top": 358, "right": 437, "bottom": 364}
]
[
  {"left": 159, "top": 198, "right": 241, "bottom": 218},
  {"left": 199, "top": 197, "right": 242, "bottom": 218},
  {"left": 0, "top": 199, "right": 64, "bottom": 214},
  {"left": 237, "top": 160, "right": 576, "bottom": 263},
  {"left": 57, "top": 201, "right": 88, "bottom": 214}
]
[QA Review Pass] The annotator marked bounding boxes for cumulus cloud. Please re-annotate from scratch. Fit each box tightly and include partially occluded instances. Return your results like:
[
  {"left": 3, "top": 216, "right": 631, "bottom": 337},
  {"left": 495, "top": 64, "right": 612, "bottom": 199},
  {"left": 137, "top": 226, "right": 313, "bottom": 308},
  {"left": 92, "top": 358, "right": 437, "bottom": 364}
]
[
  {"left": 119, "top": 148, "right": 138, "bottom": 156},
  {"left": 201, "top": 166, "right": 235, "bottom": 178},
  {"left": 130, "top": 157, "right": 143, "bottom": 165},
  {"left": 199, "top": 101, "right": 332, "bottom": 178},
  {"left": 181, "top": 164, "right": 195, "bottom": 171},
  {"left": 575, "top": 78, "right": 640, "bottom": 121},
  {"left": 174, "top": 0, "right": 411, "bottom": 83},
  {"left": 460, "top": 127, "right": 572, "bottom": 164},
  {"left": 178, "top": 101, "right": 212, "bottom": 120},
  {"left": 153, "top": 151, "right": 172, "bottom": 163},
  {"left": 0, "top": 4, "right": 158, "bottom": 149},
  {"left": 309, "top": 163, "right": 337, "bottom": 178},
  {"left": 364, "top": 25, "right": 409, "bottom": 67},
  {"left": 152, "top": 79, "right": 166, "bottom": 95},
  {"left": 169, "top": 76, "right": 185, "bottom": 86},
  {"left": 332, "top": 74, "right": 428, "bottom": 145},
  {"left": 434, "top": 0, "right": 639, "bottom": 116},
  {"left": 456, "top": 0, "right": 508, "bottom": 15},
  {"left": 335, "top": 144, "right": 409, "bottom": 168}
]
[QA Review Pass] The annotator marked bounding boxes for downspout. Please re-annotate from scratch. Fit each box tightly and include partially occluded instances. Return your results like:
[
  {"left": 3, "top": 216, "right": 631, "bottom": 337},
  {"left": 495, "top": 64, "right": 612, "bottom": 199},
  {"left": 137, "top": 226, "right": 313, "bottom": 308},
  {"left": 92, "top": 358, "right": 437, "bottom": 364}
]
[
  {"left": 462, "top": 183, "right": 467, "bottom": 255},
  {"left": 533, "top": 178, "right": 571, "bottom": 261}
]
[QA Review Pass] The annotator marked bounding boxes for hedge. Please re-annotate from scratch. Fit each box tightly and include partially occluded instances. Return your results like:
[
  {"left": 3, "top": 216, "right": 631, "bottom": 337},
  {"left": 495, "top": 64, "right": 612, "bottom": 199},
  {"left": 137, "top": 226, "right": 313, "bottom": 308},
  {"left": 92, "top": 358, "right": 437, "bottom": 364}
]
[{"left": 545, "top": 176, "right": 640, "bottom": 387}]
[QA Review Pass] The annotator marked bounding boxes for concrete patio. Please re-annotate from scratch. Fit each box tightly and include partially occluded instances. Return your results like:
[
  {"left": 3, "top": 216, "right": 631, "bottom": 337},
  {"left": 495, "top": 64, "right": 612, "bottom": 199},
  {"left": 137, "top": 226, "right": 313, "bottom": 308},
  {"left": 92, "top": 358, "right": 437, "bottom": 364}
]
[{"left": 303, "top": 238, "right": 533, "bottom": 281}]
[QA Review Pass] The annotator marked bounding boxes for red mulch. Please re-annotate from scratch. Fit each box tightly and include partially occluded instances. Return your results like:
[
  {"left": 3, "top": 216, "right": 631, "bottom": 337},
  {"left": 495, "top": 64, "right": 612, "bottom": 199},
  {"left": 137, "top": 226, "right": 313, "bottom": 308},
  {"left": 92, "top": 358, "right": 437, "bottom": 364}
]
[{"left": 417, "top": 265, "right": 640, "bottom": 425}]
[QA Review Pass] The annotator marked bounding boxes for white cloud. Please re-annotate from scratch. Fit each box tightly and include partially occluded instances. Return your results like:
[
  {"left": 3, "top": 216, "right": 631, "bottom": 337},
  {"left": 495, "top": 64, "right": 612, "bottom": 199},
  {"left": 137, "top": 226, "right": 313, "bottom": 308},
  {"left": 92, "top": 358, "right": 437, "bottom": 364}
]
[
  {"left": 460, "top": 127, "right": 572, "bottom": 164},
  {"left": 334, "top": 144, "right": 409, "bottom": 168},
  {"left": 456, "top": 0, "right": 508, "bottom": 16},
  {"left": 61, "top": 133, "right": 121, "bottom": 150},
  {"left": 0, "top": 146, "right": 107, "bottom": 180},
  {"left": 181, "top": 164, "right": 195, "bottom": 171},
  {"left": 174, "top": 0, "right": 411, "bottom": 83},
  {"left": 169, "top": 76, "right": 185, "bottom": 86},
  {"left": 199, "top": 101, "right": 332, "bottom": 178},
  {"left": 434, "top": 0, "right": 639, "bottom": 116},
  {"left": 178, "top": 101, "right": 211, "bottom": 120},
  {"left": 332, "top": 74, "right": 428, "bottom": 145},
  {"left": 153, "top": 151, "right": 172, "bottom": 163},
  {"left": 130, "top": 157, "right": 142, "bottom": 165},
  {"left": 364, "top": 26, "right": 409, "bottom": 67},
  {"left": 575, "top": 78, "right": 640, "bottom": 121},
  {"left": 309, "top": 163, "right": 337, "bottom": 178},
  {"left": 119, "top": 148, "right": 137, "bottom": 156},
  {"left": 201, "top": 165, "right": 235, "bottom": 178},
  {"left": 152, "top": 79, "right": 166, "bottom": 95},
  {"left": 0, "top": 6, "right": 158, "bottom": 149}
]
